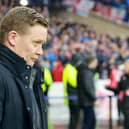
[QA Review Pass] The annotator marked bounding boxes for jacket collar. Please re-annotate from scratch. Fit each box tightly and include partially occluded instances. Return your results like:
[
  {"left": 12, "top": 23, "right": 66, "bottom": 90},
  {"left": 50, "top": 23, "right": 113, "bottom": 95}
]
[{"left": 0, "top": 44, "right": 31, "bottom": 76}]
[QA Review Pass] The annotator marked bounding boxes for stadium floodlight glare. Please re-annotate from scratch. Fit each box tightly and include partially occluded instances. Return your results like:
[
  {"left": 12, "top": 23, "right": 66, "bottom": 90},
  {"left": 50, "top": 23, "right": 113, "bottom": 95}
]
[{"left": 20, "top": 0, "right": 29, "bottom": 6}]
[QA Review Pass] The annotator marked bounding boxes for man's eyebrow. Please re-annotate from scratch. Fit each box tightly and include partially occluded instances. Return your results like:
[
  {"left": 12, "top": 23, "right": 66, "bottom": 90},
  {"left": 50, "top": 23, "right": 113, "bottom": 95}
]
[{"left": 33, "top": 40, "right": 46, "bottom": 43}]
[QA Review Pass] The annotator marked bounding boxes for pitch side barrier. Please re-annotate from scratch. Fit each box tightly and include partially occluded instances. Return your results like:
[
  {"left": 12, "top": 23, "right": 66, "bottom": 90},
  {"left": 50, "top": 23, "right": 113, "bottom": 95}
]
[{"left": 46, "top": 94, "right": 118, "bottom": 129}]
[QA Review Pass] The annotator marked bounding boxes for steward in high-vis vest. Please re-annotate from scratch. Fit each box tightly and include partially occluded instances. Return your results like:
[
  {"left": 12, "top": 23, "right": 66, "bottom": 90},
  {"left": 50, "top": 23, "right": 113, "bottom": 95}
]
[
  {"left": 41, "top": 67, "right": 53, "bottom": 96},
  {"left": 63, "top": 54, "right": 81, "bottom": 129}
]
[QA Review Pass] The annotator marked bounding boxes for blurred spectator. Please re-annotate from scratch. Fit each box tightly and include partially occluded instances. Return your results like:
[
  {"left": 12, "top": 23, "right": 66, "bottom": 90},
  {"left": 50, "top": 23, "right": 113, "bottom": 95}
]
[
  {"left": 106, "top": 59, "right": 129, "bottom": 129},
  {"left": 63, "top": 53, "right": 81, "bottom": 129},
  {"left": 77, "top": 53, "right": 98, "bottom": 129},
  {"left": 52, "top": 60, "right": 63, "bottom": 82}
]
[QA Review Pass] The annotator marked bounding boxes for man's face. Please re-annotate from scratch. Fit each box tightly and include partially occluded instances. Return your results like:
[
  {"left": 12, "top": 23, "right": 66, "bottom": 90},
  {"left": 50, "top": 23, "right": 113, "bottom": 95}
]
[{"left": 15, "top": 25, "right": 48, "bottom": 66}]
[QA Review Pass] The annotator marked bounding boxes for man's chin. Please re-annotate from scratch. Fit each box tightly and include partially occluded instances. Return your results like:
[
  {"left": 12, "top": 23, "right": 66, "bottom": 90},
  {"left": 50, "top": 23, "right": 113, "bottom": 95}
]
[{"left": 27, "top": 61, "right": 34, "bottom": 67}]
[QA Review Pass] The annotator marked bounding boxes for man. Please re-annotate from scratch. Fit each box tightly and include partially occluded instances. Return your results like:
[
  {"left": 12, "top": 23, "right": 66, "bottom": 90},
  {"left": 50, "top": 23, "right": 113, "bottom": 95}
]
[
  {"left": 0, "top": 6, "right": 48, "bottom": 129},
  {"left": 107, "top": 60, "right": 129, "bottom": 129},
  {"left": 63, "top": 53, "right": 81, "bottom": 129},
  {"left": 77, "top": 54, "right": 98, "bottom": 129}
]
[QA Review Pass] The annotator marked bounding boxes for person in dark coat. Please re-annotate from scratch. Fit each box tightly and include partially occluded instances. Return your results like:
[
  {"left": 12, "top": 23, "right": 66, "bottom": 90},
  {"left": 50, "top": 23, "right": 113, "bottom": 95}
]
[
  {"left": 107, "top": 60, "right": 129, "bottom": 129},
  {"left": 117, "top": 60, "right": 129, "bottom": 129},
  {"left": 0, "top": 6, "right": 48, "bottom": 129},
  {"left": 77, "top": 54, "right": 98, "bottom": 129}
]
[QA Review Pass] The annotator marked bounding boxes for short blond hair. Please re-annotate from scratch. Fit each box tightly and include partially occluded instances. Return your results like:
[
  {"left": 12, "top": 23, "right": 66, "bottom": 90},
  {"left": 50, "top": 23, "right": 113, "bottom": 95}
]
[{"left": 0, "top": 6, "right": 49, "bottom": 43}]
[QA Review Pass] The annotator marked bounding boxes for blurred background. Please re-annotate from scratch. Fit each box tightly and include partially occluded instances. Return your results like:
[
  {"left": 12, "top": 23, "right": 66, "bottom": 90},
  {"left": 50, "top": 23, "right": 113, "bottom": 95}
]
[{"left": 1, "top": 0, "right": 129, "bottom": 129}]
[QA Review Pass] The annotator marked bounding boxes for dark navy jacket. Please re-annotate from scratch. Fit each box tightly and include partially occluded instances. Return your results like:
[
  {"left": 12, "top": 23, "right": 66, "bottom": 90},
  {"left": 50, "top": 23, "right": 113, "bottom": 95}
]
[{"left": 0, "top": 44, "right": 47, "bottom": 129}]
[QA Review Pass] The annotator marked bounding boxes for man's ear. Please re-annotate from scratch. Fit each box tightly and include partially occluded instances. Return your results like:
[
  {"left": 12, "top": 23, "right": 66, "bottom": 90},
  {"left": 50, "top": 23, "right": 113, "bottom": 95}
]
[{"left": 7, "top": 31, "right": 17, "bottom": 46}]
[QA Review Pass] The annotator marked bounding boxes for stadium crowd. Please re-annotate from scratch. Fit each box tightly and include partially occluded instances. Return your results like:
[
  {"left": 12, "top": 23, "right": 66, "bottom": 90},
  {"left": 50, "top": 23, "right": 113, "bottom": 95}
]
[{"left": 42, "top": 15, "right": 129, "bottom": 81}]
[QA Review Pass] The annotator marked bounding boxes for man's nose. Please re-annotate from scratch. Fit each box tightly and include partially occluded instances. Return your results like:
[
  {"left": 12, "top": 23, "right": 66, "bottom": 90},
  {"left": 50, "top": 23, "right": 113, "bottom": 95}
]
[{"left": 36, "top": 46, "right": 43, "bottom": 56}]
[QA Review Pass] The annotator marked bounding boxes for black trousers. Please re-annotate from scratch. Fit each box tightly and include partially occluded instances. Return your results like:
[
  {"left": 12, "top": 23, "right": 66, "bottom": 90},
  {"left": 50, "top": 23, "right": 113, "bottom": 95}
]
[
  {"left": 82, "top": 106, "right": 96, "bottom": 129},
  {"left": 69, "top": 100, "right": 80, "bottom": 129},
  {"left": 124, "top": 111, "right": 129, "bottom": 129}
]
